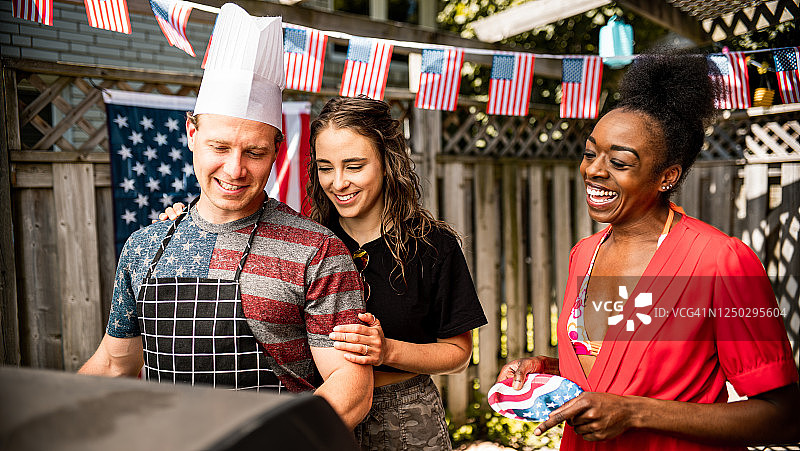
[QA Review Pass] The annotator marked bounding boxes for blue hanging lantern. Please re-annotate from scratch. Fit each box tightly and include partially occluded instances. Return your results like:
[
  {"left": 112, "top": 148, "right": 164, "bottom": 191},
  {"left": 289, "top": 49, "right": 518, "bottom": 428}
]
[{"left": 599, "top": 15, "right": 633, "bottom": 69}]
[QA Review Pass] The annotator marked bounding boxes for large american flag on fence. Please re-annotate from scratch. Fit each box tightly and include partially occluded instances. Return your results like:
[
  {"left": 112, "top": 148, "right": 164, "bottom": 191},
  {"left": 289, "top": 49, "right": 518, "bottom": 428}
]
[
  {"left": 773, "top": 47, "right": 800, "bottom": 104},
  {"left": 487, "top": 52, "right": 535, "bottom": 116},
  {"left": 708, "top": 52, "right": 750, "bottom": 109},
  {"left": 340, "top": 38, "right": 393, "bottom": 100},
  {"left": 104, "top": 90, "right": 311, "bottom": 256},
  {"left": 150, "top": 0, "right": 194, "bottom": 56},
  {"left": 12, "top": 0, "right": 53, "bottom": 25},
  {"left": 84, "top": 0, "right": 131, "bottom": 34},
  {"left": 414, "top": 48, "right": 463, "bottom": 111},
  {"left": 560, "top": 56, "right": 603, "bottom": 119},
  {"left": 284, "top": 25, "right": 327, "bottom": 93}
]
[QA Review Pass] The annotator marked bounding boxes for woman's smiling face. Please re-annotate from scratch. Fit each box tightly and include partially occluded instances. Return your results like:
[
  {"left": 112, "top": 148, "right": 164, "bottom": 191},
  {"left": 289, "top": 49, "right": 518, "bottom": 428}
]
[
  {"left": 314, "top": 126, "right": 386, "bottom": 222},
  {"left": 580, "top": 109, "right": 669, "bottom": 226}
]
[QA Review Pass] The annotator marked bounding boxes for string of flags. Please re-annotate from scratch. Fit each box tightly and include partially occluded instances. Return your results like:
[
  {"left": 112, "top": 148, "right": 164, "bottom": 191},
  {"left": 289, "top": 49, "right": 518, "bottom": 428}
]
[{"left": 11, "top": 0, "right": 800, "bottom": 118}]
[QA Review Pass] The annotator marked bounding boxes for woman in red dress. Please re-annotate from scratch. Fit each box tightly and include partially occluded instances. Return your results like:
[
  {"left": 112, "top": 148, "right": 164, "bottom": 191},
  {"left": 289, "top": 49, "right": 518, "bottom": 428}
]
[{"left": 497, "top": 51, "right": 800, "bottom": 450}]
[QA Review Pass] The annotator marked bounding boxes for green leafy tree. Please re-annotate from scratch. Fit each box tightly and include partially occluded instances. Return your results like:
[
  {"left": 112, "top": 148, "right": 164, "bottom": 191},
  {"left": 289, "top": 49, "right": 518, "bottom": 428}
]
[{"left": 438, "top": 0, "right": 796, "bottom": 106}]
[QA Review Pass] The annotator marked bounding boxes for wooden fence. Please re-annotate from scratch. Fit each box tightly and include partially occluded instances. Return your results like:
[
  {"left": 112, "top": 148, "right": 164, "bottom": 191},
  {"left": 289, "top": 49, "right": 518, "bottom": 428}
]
[{"left": 2, "top": 58, "right": 798, "bottom": 426}]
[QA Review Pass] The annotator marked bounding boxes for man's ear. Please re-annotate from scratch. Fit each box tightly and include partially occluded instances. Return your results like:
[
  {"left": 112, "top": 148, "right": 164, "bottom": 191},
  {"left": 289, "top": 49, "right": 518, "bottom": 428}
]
[{"left": 186, "top": 117, "right": 197, "bottom": 152}]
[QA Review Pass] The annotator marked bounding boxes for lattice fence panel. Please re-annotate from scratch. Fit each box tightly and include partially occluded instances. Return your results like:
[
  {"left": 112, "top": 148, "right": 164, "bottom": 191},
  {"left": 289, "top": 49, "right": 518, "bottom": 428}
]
[{"left": 15, "top": 70, "right": 201, "bottom": 154}]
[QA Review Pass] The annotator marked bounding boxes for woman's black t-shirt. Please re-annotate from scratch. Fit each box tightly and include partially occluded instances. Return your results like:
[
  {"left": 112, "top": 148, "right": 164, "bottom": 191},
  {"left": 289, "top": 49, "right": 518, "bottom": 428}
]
[{"left": 328, "top": 219, "right": 488, "bottom": 373}]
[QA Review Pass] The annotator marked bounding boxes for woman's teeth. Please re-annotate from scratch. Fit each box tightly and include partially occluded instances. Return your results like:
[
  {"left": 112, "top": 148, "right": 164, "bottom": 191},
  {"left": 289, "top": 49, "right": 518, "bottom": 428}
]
[
  {"left": 336, "top": 193, "right": 356, "bottom": 201},
  {"left": 586, "top": 186, "right": 618, "bottom": 204}
]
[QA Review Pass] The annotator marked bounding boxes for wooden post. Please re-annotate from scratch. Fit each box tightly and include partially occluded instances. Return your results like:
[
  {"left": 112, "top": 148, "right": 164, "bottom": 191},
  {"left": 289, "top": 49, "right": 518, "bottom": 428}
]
[
  {"left": 475, "top": 163, "right": 500, "bottom": 396},
  {"left": 413, "top": 108, "right": 441, "bottom": 217},
  {"left": 0, "top": 67, "right": 21, "bottom": 365},
  {"left": 529, "top": 165, "right": 554, "bottom": 357},
  {"left": 574, "top": 169, "right": 592, "bottom": 242},
  {"left": 778, "top": 163, "right": 799, "bottom": 361},
  {"left": 678, "top": 168, "right": 702, "bottom": 218},
  {"left": 741, "top": 163, "right": 769, "bottom": 261},
  {"left": 502, "top": 164, "right": 525, "bottom": 362},
  {"left": 553, "top": 165, "right": 572, "bottom": 319},
  {"left": 16, "top": 190, "right": 63, "bottom": 369},
  {"left": 442, "top": 161, "right": 470, "bottom": 424},
  {"left": 53, "top": 163, "right": 103, "bottom": 371},
  {"left": 702, "top": 165, "right": 735, "bottom": 235}
]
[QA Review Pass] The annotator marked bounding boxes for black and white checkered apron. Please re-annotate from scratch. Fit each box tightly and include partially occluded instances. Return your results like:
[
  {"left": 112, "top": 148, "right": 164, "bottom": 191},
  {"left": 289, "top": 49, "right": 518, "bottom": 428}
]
[{"left": 136, "top": 200, "right": 283, "bottom": 391}]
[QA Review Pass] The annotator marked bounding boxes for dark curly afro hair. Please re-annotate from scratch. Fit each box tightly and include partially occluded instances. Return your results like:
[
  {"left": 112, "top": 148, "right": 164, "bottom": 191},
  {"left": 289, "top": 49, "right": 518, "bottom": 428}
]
[{"left": 615, "top": 50, "right": 721, "bottom": 193}]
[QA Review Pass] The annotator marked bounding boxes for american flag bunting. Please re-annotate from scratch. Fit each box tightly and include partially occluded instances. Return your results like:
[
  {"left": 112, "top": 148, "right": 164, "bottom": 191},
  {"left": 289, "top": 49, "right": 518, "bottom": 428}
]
[
  {"left": 414, "top": 48, "right": 463, "bottom": 111},
  {"left": 12, "top": 0, "right": 53, "bottom": 25},
  {"left": 487, "top": 52, "right": 535, "bottom": 116},
  {"left": 773, "top": 47, "right": 800, "bottom": 104},
  {"left": 560, "top": 56, "right": 603, "bottom": 119},
  {"left": 340, "top": 38, "right": 393, "bottom": 100},
  {"left": 708, "top": 52, "right": 750, "bottom": 109},
  {"left": 84, "top": 0, "right": 131, "bottom": 34},
  {"left": 150, "top": 0, "right": 195, "bottom": 56},
  {"left": 284, "top": 25, "right": 328, "bottom": 93}
]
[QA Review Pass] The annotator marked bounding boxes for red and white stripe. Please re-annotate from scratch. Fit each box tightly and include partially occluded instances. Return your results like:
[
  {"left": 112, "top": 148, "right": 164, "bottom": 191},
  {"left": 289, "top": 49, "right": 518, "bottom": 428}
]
[
  {"left": 155, "top": 2, "right": 194, "bottom": 56},
  {"left": 340, "top": 40, "right": 393, "bottom": 101},
  {"left": 267, "top": 102, "right": 311, "bottom": 215},
  {"left": 487, "top": 52, "right": 535, "bottom": 116},
  {"left": 415, "top": 48, "right": 464, "bottom": 111},
  {"left": 84, "top": 0, "right": 131, "bottom": 34},
  {"left": 284, "top": 26, "right": 328, "bottom": 93},
  {"left": 716, "top": 52, "right": 750, "bottom": 109},
  {"left": 560, "top": 56, "right": 603, "bottom": 119},
  {"left": 12, "top": 0, "right": 53, "bottom": 25}
]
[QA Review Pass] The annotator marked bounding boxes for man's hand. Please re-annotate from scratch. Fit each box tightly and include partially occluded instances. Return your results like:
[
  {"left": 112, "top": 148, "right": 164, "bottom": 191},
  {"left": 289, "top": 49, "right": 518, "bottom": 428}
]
[{"left": 497, "top": 356, "right": 559, "bottom": 390}]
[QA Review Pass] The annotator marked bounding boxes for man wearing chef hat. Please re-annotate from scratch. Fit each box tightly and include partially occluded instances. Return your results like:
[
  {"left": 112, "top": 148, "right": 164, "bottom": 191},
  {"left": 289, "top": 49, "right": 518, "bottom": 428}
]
[{"left": 79, "top": 3, "right": 372, "bottom": 429}]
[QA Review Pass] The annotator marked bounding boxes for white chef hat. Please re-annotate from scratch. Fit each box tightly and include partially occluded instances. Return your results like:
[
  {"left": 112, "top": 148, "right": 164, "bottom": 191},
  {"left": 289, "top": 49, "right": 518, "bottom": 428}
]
[{"left": 194, "top": 3, "right": 285, "bottom": 131}]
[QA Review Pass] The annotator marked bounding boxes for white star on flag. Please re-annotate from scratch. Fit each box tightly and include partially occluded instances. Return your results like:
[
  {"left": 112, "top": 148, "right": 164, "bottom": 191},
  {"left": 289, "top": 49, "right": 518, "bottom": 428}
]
[
  {"left": 134, "top": 193, "right": 150, "bottom": 208},
  {"left": 121, "top": 209, "right": 137, "bottom": 224},
  {"left": 168, "top": 147, "right": 183, "bottom": 161},
  {"left": 178, "top": 134, "right": 188, "bottom": 146},
  {"left": 113, "top": 114, "right": 129, "bottom": 128},
  {"left": 171, "top": 178, "right": 185, "bottom": 191},
  {"left": 129, "top": 131, "right": 143, "bottom": 145},
  {"left": 182, "top": 162, "right": 194, "bottom": 177},
  {"left": 184, "top": 193, "right": 197, "bottom": 203},
  {"left": 154, "top": 132, "right": 168, "bottom": 146},
  {"left": 165, "top": 117, "right": 180, "bottom": 131},
  {"left": 140, "top": 116, "right": 154, "bottom": 130},
  {"left": 157, "top": 162, "right": 172, "bottom": 176},
  {"left": 192, "top": 252, "right": 203, "bottom": 264},
  {"left": 117, "top": 145, "right": 133, "bottom": 160},
  {"left": 143, "top": 147, "right": 158, "bottom": 161},
  {"left": 146, "top": 177, "right": 161, "bottom": 192},
  {"left": 132, "top": 161, "right": 147, "bottom": 176},
  {"left": 119, "top": 178, "right": 135, "bottom": 192},
  {"left": 148, "top": 209, "right": 161, "bottom": 222},
  {"left": 159, "top": 193, "right": 174, "bottom": 207}
]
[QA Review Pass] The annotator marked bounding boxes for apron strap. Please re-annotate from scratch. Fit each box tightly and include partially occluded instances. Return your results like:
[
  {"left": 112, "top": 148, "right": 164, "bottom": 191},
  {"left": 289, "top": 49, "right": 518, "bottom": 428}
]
[
  {"left": 234, "top": 197, "right": 269, "bottom": 281},
  {"left": 143, "top": 197, "right": 198, "bottom": 281}
]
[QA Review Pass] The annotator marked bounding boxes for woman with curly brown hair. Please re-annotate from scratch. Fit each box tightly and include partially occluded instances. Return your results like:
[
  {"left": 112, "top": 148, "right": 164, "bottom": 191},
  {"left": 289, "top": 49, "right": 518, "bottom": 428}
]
[
  {"left": 497, "top": 51, "right": 800, "bottom": 450},
  {"left": 309, "top": 96, "right": 487, "bottom": 450}
]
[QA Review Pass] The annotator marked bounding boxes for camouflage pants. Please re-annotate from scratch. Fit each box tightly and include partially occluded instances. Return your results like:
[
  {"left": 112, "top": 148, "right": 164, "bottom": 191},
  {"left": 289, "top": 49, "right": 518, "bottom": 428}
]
[{"left": 353, "top": 375, "right": 451, "bottom": 451}]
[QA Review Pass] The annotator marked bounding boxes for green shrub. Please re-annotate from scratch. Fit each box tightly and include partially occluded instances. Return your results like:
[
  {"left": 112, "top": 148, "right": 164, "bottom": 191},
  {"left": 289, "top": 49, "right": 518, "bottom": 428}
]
[{"left": 448, "top": 393, "right": 563, "bottom": 450}]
